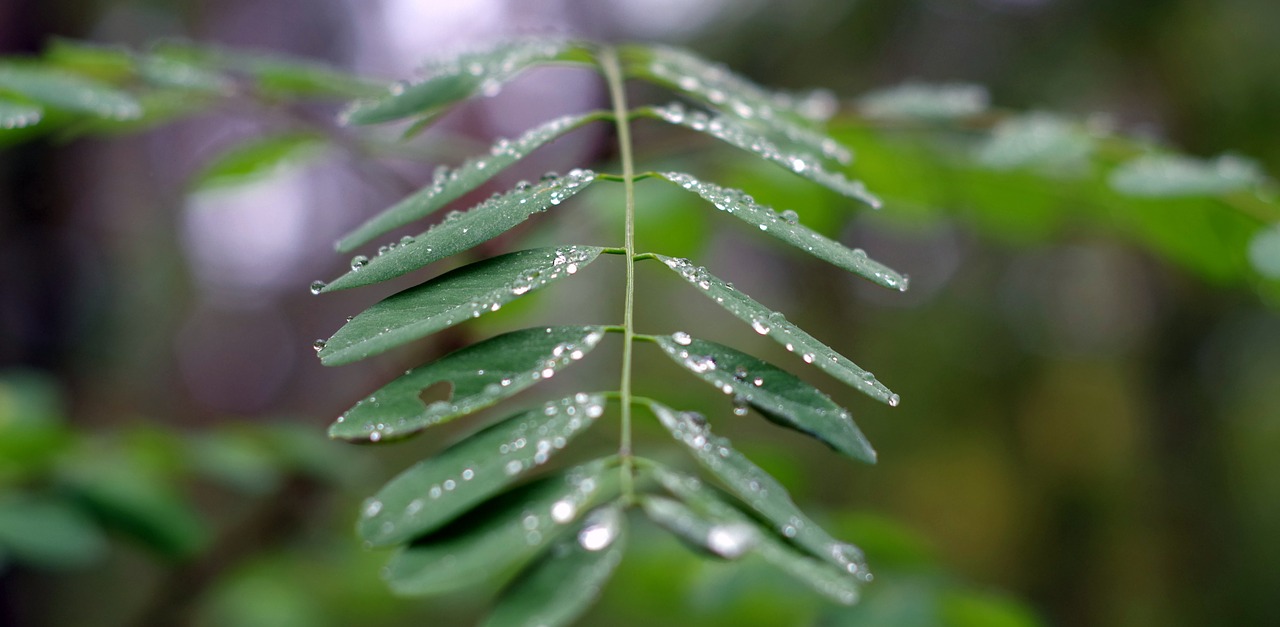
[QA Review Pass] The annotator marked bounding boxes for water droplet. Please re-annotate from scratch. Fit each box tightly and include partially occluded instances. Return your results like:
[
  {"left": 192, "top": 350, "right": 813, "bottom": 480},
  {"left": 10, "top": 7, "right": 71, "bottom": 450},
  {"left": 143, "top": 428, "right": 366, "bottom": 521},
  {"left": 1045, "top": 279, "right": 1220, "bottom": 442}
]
[
  {"left": 780, "top": 209, "right": 799, "bottom": 224},
  {"left": 309, "top": 280, "right": 326, "bottom": 295},
  {"left": 577, "top": 508, "right": 621, "bottom": 551},
  {"left": 888, "top": 393, "right": 900, "bottom": 407},
  {"left": 550, "top": 499, "right": 576, "bottom": 523},
  {"left": 350, "top": 255, "right": 369, "bottom": 270},
  {"left": 672, "top": 331, "right": 693, "bottom": 346},
  {"left": 312, "top": 339, "right": 327, "bottom": 352}
]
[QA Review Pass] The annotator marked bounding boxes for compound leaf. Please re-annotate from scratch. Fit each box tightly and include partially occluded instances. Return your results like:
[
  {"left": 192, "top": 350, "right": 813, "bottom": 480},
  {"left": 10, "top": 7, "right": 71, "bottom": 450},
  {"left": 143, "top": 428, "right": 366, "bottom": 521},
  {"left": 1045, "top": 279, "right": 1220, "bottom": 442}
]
[
  {"left": 323, "top": 169, "right": 598, "bottom": 291},
  {"left": 649, "top": 465, "right": 865, "bottom": 604},
  {"left": 657, "top": 172, "right": 908, "bottom": 290},
  {"left": 652, "top": 336, "right": 876, "bottom": 463},
  {"left": 0, "top": 98, "right": 42, "bottom": 129},
  {"left": 0, "top": 64, "right": 141, "bottom": 120},
  {"left": 1110, "top": 153, "right": 1264, "bottom": 197},
  {"left": 644, "top": 104, "right": 881, "bottom": 208},
  {"left": 341, "top": 38, "right": 591, "bottom": 126},
  {"left": 484, "top": 505, "right": 627, "bottom": 627},
  {"left": 623, "top": 44, "right": 851, "bottom": 165},
  {"left": 655, "top": 255, "right": 899, "bottom": 405},
  {"left": 358, "top": 394, "right": 607, "bottom": 547},
  {"left": 337, "top": 113, "right": 609, "bottom": 251},
  {"left": 384, "top": 459, "right": 621, "bottom": 595},
  {"left": 318, "top": 246, "right": 603, "bottom": 365},
  {"left": 330, "top": 326, "right": 606, "bottom": 442}
]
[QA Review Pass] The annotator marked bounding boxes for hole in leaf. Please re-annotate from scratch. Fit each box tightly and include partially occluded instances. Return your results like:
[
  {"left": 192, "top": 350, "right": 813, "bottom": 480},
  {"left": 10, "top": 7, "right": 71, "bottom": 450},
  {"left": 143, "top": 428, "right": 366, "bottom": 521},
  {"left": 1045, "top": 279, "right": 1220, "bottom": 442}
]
[{"left": 418, "top": 381, "right": 455, "bottom": 407}]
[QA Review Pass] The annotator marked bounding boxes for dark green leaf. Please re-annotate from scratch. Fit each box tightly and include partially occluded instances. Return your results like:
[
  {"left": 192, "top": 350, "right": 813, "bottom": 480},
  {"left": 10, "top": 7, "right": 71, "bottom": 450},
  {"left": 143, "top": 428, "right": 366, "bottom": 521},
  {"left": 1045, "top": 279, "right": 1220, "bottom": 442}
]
[
  {"left": 856, "top": 82, "right": 989, "bottom": 120},
  {"left": 645, "top": 402, "right": 872, "bottom": 585},
  {"left": 0, "top": 98, "right": 43, "bottom": 129},
  {"left": 483, "top": 505, "right": 626, "bottom": 627},
  {"left": 654, "top": 255, "right": 898, "bottom": 405},
  {"left": 977, "top": 112, "right": 1092, "bottom": 170},
  {"left": 0, "top": 493, "right": 107, "bottom": 568},
  {"left": 331, "top": 326, "right": 607, "bottom": 442},
  {"left": 317, "top": 246, "right": 603, "bottom": 364},
  {"left": 192, "top": 133, "right": 326, "bottom": 190},
  {"left": 649, "top": 465, "right": 864, "bottom": 604},
  {"left": 643, "top": 104, "right": 880, "bottom": 207},
  {"left": 0, "top": 64, "right": 141, "bottom": 119},
  {"left": 323, "top": 169, "right": 598, "bottom": 291},
  {"left": 384, "top": 458, "right": 621, "bottom": 595},
  {"left": 1110, "top": 153, "right": 1264, "bottom": 197},
  {"left": 623, "top": 44, "right": 851, "bottom": 165},
  {"left": 639, "top": 494, "right": 758, "bottom": 560},
  {"left": 358, "top": 394, "right": 607, "bottom": 547},
  {"left": 337, "top": 113, "right": 609, "bottom": 251},
  {"left": 652, "top": 336, "right": 876, "bottom": 462},
  {"left": 656, "top": 173, "right": 908, "bottom": 290},
  {"left": 341, "top": 38, "right": 590, "bottom": 126}
]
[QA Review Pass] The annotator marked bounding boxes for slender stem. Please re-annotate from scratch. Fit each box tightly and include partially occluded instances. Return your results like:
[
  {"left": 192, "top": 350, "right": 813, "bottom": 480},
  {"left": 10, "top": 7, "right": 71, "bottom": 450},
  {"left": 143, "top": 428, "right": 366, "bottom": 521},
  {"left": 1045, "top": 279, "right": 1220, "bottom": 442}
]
[{"left": 600, "top": 47, "right": 638, "bottom": 501}]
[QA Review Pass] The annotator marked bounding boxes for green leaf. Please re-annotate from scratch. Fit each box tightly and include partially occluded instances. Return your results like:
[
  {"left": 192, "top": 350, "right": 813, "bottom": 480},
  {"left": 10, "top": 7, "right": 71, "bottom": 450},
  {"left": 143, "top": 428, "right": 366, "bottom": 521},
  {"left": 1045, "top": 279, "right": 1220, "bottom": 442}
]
[
  {"left": 483, "top": 505, "right": 626, "bottom": 627},
  {"left": 341, "top": 38, "right": 590, "bottom": 126},
  {"left": 0, "top": 493, "right": 107, "bottom": 568},
  {"left": 152, "top": 42, "right": 384, "bottom": 98},
  {"left": 976, "top": 112, "right": 1093, "bottom": 170},
  {"left": 1109, "top": 153, "right": 1264, "bottom": 197},
  {"left": 856, "top": 82, "right": 989, "bottom": 120},
  {"left": 0, "top": 98, "right": 43, "bottom": 129},
  {"left": 1248, "top": 224, "right": 1280, "bottom": 279},
  {"left": 623, "top": 44, "right": 851, "bottom": 165},
  {"left": 337, "top": 113, "right": 609, "bottom": 251},
  {"left": 652, "top": 336, "right": 876, "bottom": 462},
  {"left": 137, "top": 56, "right": 232, "bottom": 93},
  {"left": 330, "top": 326, "right": 607, "bottom": 442},
  {"left": 0, "top": 64, "right": 141, "bottom": 119},
  {"left": 322, "top": 169, "right": 598, "bottom": 292},
  {"left": 639, "top": 494, "right": 758, "bottom": 560},
  {"left": 654, "top": 255, "right": 899, "bottom": 405},
  {"left": 191, "top": 133, "right": 326, "bottom": 190},
  {"left": 656, "top": 172, "right": 909, "bottom": 291},
  {"left": 358, "top": 394, "right": 607, "bottom": 547},
  {"left": 649, "top": 465, "right": 864, "bottom": 604},
  {"left": 384, "top": 458, "right": 621, "bottom": 595},
  {"left": 645, "top": 405, "right": 872, "bottom": 584},
  {"left": 644, "top": 104, "right": 882, "bottom": 208},
  {"left": 317, "top": 245, "right": 603, "bottom": 364}
]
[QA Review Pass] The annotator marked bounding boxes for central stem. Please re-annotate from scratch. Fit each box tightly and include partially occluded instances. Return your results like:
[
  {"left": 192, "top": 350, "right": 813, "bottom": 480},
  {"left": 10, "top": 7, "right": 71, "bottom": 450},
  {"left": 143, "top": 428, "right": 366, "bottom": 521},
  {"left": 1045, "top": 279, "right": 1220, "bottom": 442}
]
[{"left": 600, "top": 47, "right": 637, "bottom": 499}]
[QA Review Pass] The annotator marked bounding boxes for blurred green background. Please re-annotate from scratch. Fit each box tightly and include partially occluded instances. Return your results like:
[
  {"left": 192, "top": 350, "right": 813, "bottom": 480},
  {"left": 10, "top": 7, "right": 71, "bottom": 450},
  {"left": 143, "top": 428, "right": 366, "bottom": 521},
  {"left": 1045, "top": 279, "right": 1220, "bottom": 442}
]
[{"left": 1, "top": 1, "right": 1278, "bottom": 626}]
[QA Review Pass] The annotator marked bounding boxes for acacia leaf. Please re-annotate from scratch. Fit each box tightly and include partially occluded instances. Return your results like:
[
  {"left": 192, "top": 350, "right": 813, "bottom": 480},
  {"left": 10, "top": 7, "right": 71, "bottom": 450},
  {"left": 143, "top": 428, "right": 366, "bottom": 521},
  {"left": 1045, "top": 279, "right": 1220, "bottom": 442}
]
[
  {"left": 856, "top": 82, "right": 989, "bottom": 120},
  {"left": 652, "top": 336, "right": 876, "bottom": 462},
  {"left": 483, "top": 505, "right": 626, "bottom": 627},
  {"left": 657, "top": 172, "right": 908, "bottom": 290},
  {"left": 330, "top": 326, "right": 606, "bottom": 442},
  {"left": 191, "top": 133, "right": 326, "bottom": 190},
  {"left": 317, "top": 246, "right": 602, "bottom": 365},
  {"left": 648, "top": 465, "right": 865, "bottom": 604},
  {"left": 384, "top": 459, "right": 621, "bottom": 595},
  {"left": 0, "top": 64, "right": 141, "bottom": 120},
  {"left": 358, "top": 394, "right": 607, "bottom": 547},
  {"left": 323, "top": 169, "right": 598, "bottom": 291},
  {"left": 152, "top": 41, "right": 383, "bottom": 98},
  {"left": 0, "top": 98, "right": 42, "bottom": 129},
  {"left": 337, "top": 113, "right": 609, "bottom": 251},
  {"left": 1110, "top": 153, "right": 1264, "bottom": 197},
  {"left": 977, "top": 112, "right": 1092, "bottom": 170},
  {"left": 655, "top": 255, "right": 899, "bottom": 405},
  {"left": 341, "top": 38, "right": 590, "bottom": 125},
  {"left": 639, "top": 494, "right": 758, "bottom": 560},
  {"left": 643, "top": 104, "right": 880, "bottom": 207}
]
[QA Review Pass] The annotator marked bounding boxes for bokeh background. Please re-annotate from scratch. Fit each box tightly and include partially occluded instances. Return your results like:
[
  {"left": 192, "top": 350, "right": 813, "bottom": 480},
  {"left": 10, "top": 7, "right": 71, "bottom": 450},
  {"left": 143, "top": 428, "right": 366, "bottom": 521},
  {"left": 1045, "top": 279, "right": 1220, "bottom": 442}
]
[{"left": 2, "top": 1, "right": 1278, "bottom": 626}]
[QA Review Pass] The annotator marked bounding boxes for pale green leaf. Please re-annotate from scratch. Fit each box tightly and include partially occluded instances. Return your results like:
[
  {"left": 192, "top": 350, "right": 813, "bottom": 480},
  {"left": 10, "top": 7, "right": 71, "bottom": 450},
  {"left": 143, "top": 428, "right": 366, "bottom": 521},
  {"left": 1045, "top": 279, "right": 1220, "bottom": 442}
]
[
  {"left": 623, "top": 44, "right": 851, "bottom": 164},
  {"left": 656, "top": 172, "right": 908, "bottom": 290},
  {"left": 652, "top": 336, "right": 876, "bottom": 462},
  {"left": 977, "top": 113, "right": 1093, "bottom": 170},
  {"left": 654, "top": 255, "right": 899, "bottom": 405},
  {"left": 323, "top": 169, "right": 598, "bottom": 291},
  {"left": 0, "top": 64, "right": 141, "bottom": 120},
  {"left": 341, "top": 38, "right": 590, "bottom": 126},
  {"left": 317, "top": 246, "right": 602, "bottom": 365},
  {"left": 330, "top": 326, "right": 607, "bottom": 442},
  {"left": 191, "top": 133, "right": 326, "bottom": 190},
  {"left": 639, "top": 494, "right": 758, "bottom": 560},
  {"left": 337, "top": 113, "right": 609, "bottom": 251},
  {"left": 0, "top": 494, "right": 107, "bottom": 568},
  {"left": 1110, "top": 153, "right": 1264, "bottom": 197},
  {"left": 643, "top": 103, "right": 880, "bottom": 207},
  {"left": 649, "top": 465, "right": 864, "bottom": 604},
  {"left": 152, "top": 42, "right": 384, "bottom": 98},
  {"left": 137, "top": 56, "right": 232, "bottom": 92},
  {"left": 0, "top": 98, "right": 42, "bottom": 129},
  {"left": 857, "top": 82, "right": 989, "bottom": 120},
  {"left": 483, "top": 505, "right": 626, "bottom": 627},
  {"left": 384, "top": 459, "right": 621, "bottom": 595},
  {"left": 1248, "top": 224, "right": 1280, "bottom": 279},
  {"left": 358, "top": 394, "right": 607, "bottom": 547}
]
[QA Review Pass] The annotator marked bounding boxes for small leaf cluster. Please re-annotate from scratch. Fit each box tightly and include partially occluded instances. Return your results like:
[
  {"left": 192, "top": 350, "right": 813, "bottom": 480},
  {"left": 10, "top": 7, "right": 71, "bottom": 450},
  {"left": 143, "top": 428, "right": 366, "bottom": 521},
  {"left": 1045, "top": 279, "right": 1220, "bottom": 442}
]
[{"left": 306, "top": 39, "right": 905, "bottom": 624}]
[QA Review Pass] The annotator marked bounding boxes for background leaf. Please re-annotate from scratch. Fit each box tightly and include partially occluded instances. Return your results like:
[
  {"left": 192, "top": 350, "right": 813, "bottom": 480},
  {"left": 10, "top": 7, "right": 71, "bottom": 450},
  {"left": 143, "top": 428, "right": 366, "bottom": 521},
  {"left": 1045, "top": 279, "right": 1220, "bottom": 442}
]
[
  {"left": 1110, "top": 153, "right": 1265, "bottom": 197},
  {"left": 0, "top": 64, "right": 141, "bottom": 120},
  {"left": 856, "top": 82, "right": 990, "bottom": 121}
]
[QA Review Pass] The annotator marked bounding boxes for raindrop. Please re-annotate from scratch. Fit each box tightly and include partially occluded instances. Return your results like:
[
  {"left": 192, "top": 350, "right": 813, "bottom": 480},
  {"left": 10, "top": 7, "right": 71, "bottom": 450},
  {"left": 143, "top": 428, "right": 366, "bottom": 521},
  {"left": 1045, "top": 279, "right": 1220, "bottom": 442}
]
[
  {"left": 672, "top": 331, "right": 693, "bottom": 346},
  {"left": 350, "top": 255, "right": 369, "bottom": 270},
  {"left": 309, "top": 280, "right": 326, "bottom": 295},
  {"left": 312, "top": 339, "right": 327, "bottom": 352}
]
